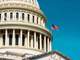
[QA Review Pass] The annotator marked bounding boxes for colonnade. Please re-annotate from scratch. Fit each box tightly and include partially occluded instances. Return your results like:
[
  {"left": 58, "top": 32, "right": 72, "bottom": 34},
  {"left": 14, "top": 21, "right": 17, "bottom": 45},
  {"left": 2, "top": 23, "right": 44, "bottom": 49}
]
[{"left": 0, "top": 29, "right": 51, "bottom": 52}]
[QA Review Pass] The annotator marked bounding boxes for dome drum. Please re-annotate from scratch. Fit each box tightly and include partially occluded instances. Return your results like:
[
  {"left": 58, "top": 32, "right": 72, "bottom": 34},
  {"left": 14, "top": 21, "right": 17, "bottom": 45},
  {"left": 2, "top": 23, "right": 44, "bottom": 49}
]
[{"left": 0, "top": 9, "right": 45, "bottom": 27}]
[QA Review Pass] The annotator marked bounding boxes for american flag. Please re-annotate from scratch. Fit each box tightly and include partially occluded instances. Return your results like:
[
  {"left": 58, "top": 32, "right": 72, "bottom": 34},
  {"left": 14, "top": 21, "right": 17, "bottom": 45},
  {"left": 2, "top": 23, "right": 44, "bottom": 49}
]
[{"left": 51, "top": 24, "right": 59, "bottom": 30}]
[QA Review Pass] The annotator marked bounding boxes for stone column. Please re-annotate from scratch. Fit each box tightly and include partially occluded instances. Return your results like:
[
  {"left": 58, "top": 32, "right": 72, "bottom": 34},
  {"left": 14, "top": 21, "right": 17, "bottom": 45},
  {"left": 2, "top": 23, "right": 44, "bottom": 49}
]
[
  {"left": 12, "top": 29, "right": 15, "bottom": 46},
  {"left": 30, "top": 14, "right": 32, "bottom": 23},
  {"left": 38, "top": 17, "right": 40, "bottom": 25},
  {"left": 7, "top": 12, "right": 10, "bottom": 21},
  {"left": 34, "top": 32, "right": 36, "bottom": 49},
  {"left": 44, "top": 36, "right": 46, "bottom": 52},
  {"left": 40, "top": 34, "right": 42, "bottom": 50},
  {"left": 50, "top": 39, "right": 52, "bottom": 51},
  {"left": 27, "top": 30, "right": 30, "bottom": 48},
  {"left": 5, "top": 29, "right": 8, "bottom": 46},
  {"left": 36, "top": 36, "right": 38, "bottom": 49},
  {"left": 34, "top": 16, "right": 37, "bottom": 24},
  {"left": 47, "top": 37, "right": 50, "bottom": 52},
  {"left": 24, "top": 13, "right": 27, "bottom": 22},
  {"left": 19, "top": 29, "right": 22, "bottom": 46},
  {"left": 1, "top": 12, "right": 4, "bottom": 22},
  {"left": 13, "top": 12, "right": 16, "bottom": 21},
  {"left": 19, "top": 12, "right": 22, "bottom": 21}
]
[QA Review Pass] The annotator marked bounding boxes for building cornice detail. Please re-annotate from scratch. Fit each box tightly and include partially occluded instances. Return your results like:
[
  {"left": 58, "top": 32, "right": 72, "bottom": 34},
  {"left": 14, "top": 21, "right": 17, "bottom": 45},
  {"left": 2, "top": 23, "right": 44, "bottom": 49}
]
[{"left": 0, "top": 22, "right": 51, "bottom": 37}]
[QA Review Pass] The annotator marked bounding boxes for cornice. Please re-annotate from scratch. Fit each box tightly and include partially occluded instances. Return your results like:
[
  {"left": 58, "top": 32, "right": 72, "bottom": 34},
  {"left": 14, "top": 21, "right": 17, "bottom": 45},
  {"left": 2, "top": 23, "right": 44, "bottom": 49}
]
[{"left": 0, "top": 22, "right": 51, "bottom": 37}]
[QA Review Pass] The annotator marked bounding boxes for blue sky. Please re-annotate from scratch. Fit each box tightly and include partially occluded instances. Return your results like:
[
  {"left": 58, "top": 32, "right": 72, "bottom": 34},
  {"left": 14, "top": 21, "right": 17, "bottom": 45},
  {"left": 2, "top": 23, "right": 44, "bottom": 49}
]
[{"left": 38, "top": 0, "right": 80, "bottom": 60}]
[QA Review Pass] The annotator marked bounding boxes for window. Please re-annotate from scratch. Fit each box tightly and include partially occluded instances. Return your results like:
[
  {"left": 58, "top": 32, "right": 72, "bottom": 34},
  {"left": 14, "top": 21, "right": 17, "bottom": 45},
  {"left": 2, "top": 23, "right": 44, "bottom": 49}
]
[
  {"left": 22, "top": 13, "right": 24, "bottom": 20},
  {"left": 9, "top": 34, "right": 12, "bottom": 45},
  {"left": 3, "top": 35, "right": 5, "bottom": 45},
  {"left": 22, "top": 35, "right": 25, "bottom": 46},
  {"left": 27, "top": 14, "right": 30, "bottom": 22},
  {"left": 32, "top": 16, "right": 34, "bottom": 23},
  {"left": 4, "top": 13, "right": 7, "bottom": 20},
  {"left": 15, "top": 34, "right": 19, "bottom": 45},
  {"left": 0, "top": 14, "right": 1, "bottom": 20},
  {"left": 16, "top": 12, "right": 19, "bottom": 19},
  {"left": 10, "top": 12, "right": 13, "bottom": 19}
]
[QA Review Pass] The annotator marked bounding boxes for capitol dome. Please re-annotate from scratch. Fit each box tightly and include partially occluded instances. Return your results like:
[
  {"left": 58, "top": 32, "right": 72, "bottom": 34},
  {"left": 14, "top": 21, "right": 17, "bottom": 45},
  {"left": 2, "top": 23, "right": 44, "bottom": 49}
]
[{"left": 0, "top": 0, "right": 51, "bottom": 60}]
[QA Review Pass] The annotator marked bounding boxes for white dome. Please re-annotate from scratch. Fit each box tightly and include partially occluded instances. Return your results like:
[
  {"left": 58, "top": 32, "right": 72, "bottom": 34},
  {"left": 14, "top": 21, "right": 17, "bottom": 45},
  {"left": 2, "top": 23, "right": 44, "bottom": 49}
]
[
  {"left": 0, "top": 0, "right": 51, "bottom": 60},
  {"left": 0, "top": 0, "right": 40, "bottom": 9}
]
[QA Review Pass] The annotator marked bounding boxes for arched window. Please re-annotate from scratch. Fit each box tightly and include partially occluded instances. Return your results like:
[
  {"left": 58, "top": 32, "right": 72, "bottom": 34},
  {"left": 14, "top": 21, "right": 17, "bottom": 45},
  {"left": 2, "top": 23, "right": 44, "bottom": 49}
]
[
  {"left": 32, "top": 16, "right": 34, "bottom": 23},
  {"left": 9, "top": 34, "right": 12, "bottom": 45},
  {"left": 0, "top": 14, "right": 1, "bottom": 20},
  {"left": 3, "top": 34, "right": 5, "bottom": 45},
  {"left": 4, "top": 13, "right": 7, "bottom": 20},
  {"left": 10, "top": 12, "right": 13, "bottom": 19},
  {"left": 27, "top": 14, "right": 30, "bottom": 22},
  {"left": 37, "top": 17, "right": 38, "bottom": 24},
  {"left": 22, "top": 13, "right": 24, "bottom": 20},
  {"left": 16, "top": 12, "right": 19, "bottom": 19}
]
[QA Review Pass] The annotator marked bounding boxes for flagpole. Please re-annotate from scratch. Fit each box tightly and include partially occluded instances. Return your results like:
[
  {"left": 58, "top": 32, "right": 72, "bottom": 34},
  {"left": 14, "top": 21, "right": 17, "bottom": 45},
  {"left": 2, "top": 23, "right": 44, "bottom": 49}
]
[{"left": 51, "top": 24, "right": 59, "bottom": 51}]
